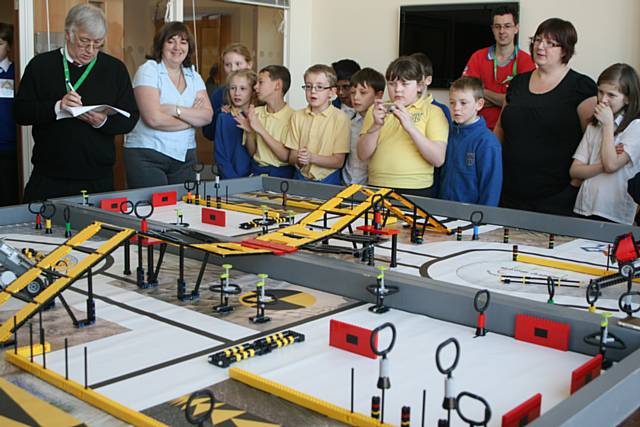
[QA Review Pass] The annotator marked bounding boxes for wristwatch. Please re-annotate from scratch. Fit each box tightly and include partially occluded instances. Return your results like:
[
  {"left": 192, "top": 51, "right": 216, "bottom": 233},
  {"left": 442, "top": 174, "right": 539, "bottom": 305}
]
[{"left": 176, "top": 105, "right": 182, "bottom": 118}]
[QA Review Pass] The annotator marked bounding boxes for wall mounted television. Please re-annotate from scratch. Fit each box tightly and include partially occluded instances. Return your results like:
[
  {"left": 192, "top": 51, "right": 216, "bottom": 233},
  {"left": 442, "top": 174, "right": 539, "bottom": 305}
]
[{"left": 399, "top": 2, "right": 520, "bottom": 88}]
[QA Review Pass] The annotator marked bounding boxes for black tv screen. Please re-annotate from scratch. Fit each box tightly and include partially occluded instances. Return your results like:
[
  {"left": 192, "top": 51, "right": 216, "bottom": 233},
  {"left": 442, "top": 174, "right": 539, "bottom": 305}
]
[{"left": 399, "top": 3, "right": 519, "bottom": 88}]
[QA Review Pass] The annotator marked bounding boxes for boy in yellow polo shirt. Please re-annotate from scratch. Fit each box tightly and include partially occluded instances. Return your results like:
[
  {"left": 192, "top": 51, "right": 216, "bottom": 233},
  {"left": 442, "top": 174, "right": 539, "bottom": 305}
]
[
  {"left": 240, "top": 65, "right": 295, "bottom": 178},
  {"left": 285, "top": 64, "right": 350, "bottom": 184},
  {"left": 358, "top": 56, "right": 449, "bottom": 196}
]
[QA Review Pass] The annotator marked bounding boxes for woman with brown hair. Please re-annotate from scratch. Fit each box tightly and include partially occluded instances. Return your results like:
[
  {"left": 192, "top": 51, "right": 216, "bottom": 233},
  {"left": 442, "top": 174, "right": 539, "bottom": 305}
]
[
  {"left": 495, "top": 18, "right": 597, "bottom": 216},
  {"left": 124, "top": 21, "right": 212, "bottom": 188}
]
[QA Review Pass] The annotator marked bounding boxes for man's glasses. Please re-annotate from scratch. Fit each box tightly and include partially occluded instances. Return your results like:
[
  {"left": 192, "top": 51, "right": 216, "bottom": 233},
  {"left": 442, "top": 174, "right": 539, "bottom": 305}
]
[
  {"left": 75, "top": 35, "right": 105, "bottom": 51},
  {"left": 530, "top": 36, "right": 561, "bottom": 48},
  {"left": 302, "top": 84, "right": 333, "bottom": 92},
  {"left": 492, "top": 23, "right": 515, "bottom": 30}
]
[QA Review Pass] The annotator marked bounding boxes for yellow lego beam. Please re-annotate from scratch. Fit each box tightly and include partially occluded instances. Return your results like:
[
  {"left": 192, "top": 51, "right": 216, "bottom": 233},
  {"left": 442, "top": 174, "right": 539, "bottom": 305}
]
[
  {"left": 0, "top": 222, "right": 135, "bottom": 344},
  {"left": 515, "top": 254, "right": 640, "bottom": 282},
  {"left": 5, "top": 349, "right": 167, "bottom": 427},
  {"left": 230, "top": 367, "right": 393, "bottom": 427}
]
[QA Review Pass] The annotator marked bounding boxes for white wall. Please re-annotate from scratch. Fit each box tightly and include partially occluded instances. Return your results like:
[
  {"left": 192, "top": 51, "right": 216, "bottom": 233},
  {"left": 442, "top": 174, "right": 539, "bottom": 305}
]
[{"left": 288, "top": 0, "right": 640, "bottom": 107}]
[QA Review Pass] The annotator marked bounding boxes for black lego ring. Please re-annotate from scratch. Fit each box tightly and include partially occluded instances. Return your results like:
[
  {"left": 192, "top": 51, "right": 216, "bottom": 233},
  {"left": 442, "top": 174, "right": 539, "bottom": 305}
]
[
  {"left": 133, "top": 200, "right": 154, "bottom": 219},
  {"left": 28, "top": 200, "right": 45, "bottom": 215},
  {"left": 184, "top": 389, "right": 214, "bottom": 425},
  {"left": 120, "top": 200, "right": 134, "bottom": 215},
  {"left": 586, "top": 280, "right": 600, "bottom": 306},
  {"left": 470, "top": 210, "right": 484, "bottom": 226},
  {"left": 547, "top": 276, "right": 556, "bottom": 300},
  {"left": 193, "top": 162, "right": 205, "bottom": 173},
  {"left": 370, "top": 322, "right": 397, "bottom": 357},
  {"left": 280, "top": 180, "right": 289, "bottom": 194},
  {"left": 184, "top": 180, "right": 197, "bottom": 191},
  {"left": 371, "top": 193, "right": 385, "bottom": 210},
  {"left": 456, "top": 391, "right": 492, "bottom": 426},
  {"left": 618, "top": 291, "right": 640, "bottom": 314},
  {"left": 40, "top": 201, "right": 57, "bottom": 219},
  {"left": 473, "top": 289, "right": 490, "bottom": 313},
  {"left": 436, "top": 337, "right": 460, "bottom": 375}
]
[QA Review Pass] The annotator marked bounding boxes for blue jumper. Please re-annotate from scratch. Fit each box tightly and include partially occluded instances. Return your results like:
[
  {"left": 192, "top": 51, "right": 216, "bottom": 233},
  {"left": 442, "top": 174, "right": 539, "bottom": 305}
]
[
  {"left": 202, "top": 85, "right": 225, "bottom": 140},
  {"left": 0, "top": 62, "right": 15, "bottom": 151},
  {"left": 439, "top": 117, "right": 502, "bottom": 206},
  {"left": 213, "top": 111, "right": 251, "bottom": 179}
]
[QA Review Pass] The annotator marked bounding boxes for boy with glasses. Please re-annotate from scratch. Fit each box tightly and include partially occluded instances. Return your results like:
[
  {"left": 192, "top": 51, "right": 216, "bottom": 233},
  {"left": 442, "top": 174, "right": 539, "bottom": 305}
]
[
  {"left": 332, "top": 59, "right": 361, "bottom": 118},
  {"left": 285, "top": 64, "right": 350, "bottom": 184},
  {"left": 462, "top": 5, "right": 535, "bottom": 129}
]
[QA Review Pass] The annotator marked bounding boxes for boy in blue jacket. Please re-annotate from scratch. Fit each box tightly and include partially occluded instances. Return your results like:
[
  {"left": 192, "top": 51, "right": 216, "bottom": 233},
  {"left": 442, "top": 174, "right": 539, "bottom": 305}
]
[{"left": 439, "top": 77, "right": 502, "bottom": 206}]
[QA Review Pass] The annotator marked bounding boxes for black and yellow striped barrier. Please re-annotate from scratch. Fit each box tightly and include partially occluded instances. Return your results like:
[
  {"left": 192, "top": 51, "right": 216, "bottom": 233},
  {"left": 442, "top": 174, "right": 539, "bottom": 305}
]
[{"left": 208, "top": 330, "right": 305, "bottom": 368}]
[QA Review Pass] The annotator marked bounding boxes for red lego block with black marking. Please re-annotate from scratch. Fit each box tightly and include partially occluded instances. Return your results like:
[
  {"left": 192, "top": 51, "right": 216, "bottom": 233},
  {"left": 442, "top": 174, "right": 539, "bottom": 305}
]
[
  {"left": 514, "top": 314, "right": 570, "bottom": 351},
  {"left": 501, "top": 393, "right": 541, "bottom": 427},
  {"left": 570, "top": 354, "right": 602, "bottom": 394},
  {"left": 329, "top": 319, "right": 378, "bottom": 359},
  {"left": 201, "top": 208, "right": 226, "bottom": 227},
  {"left": 151, "top": 191, "right": 177, "bottom": 207},
  {"left": 100, "top": 197, "right": 127, "bottom": 212}
]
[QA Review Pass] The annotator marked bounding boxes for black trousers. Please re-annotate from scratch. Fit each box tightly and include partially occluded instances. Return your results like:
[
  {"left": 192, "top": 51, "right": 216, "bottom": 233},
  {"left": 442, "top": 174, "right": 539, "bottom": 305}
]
[
  {"left": 23, "top": 171, "right": 113, "bottom": 203},
  {"left": 0, "top": 149, "right": 19, "bottom": 206}
]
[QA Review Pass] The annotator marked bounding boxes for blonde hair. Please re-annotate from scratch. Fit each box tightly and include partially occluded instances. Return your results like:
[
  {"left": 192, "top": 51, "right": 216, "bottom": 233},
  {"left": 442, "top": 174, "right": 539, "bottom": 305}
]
[
  {"left": 222, "top": 43, "right": 252, "bottom": 64},
  {"left": 226, "top": 69, "right": 257, "bottom": 106},
  {"left": 304, "top": 64, "right": 337, "bottom": 87}
]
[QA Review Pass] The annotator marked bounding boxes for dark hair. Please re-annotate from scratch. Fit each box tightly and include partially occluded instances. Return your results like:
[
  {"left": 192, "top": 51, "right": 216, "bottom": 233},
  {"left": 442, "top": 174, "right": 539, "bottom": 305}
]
[
  {"left": 305, "top": 64, "right": 337, "bottom": 87},
  {"left": 351, "top": 67, "right": 386, "bottom": 93},
  {"left": 491, "top": 5, "right": 519, "bottom": 25},
  {"left": 332, "top": 59, "right": 361, "bottom": 81},
  {"left": 208, "top": 63, "right": 218, "bottom": 80},
  {"left": 410, "top": 52, "right": 433, "bottom": 77},
  {"left": 450, "top": 76, "right": 484, "bottom": 101},
  {"left": 385, "top": 56, "right": 424, "bottom": 82},
  {"left": 147, "top": 21, "right": 195, "bottom": 67},
  {"left": 260, "top": 65, "right": 292, "bottom": 95},
  {"left": 597, "top": 63, "right": 640, "bottom": 136},
  {"left": 529, "top": 18, "right": 577, "bottom": 64},
  {"left": 0, "top": 23, "right": 13, "bottom": 46}
]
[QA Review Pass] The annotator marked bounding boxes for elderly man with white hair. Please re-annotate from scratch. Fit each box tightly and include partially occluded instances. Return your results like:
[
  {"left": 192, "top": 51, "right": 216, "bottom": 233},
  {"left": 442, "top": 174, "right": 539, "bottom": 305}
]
[{"left": 15, "top": 3, "right": 138, "bottom": 202}]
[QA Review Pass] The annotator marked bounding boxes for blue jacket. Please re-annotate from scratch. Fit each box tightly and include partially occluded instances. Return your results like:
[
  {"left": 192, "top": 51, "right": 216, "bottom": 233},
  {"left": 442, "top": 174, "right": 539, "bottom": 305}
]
[
  {"left": 202, "top": 85, "right": 225, "bottom": 140},
  {"left": 0, "top": 62, "right": 15, "bottom": 150},
  {"left": 439, "top": 117, "right": 502, "bottom": 206},
  {"left": 214, "top": 111, "right": 251, "bottom": 179}
]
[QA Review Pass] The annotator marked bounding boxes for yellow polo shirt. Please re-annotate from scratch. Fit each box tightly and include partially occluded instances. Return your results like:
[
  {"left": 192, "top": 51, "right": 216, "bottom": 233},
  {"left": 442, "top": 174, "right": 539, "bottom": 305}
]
[
  {"left": 253, "top": 104, "right": 294, "bottom": 167},
  {"left": 361, "top": 96, "right": 448, "bottom": 189},
  {"left": 284, "top": 105, "right": 350, "bottom": 180}
]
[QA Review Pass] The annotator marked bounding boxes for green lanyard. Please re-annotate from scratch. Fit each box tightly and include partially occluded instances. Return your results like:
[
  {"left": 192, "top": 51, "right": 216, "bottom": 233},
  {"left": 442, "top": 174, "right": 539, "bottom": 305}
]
[
  {"left": 62, "top": 48, "right": 97, "bottom": 92},
  {"left": 493, "top": 46, "right": 518, "bottom": 85}
]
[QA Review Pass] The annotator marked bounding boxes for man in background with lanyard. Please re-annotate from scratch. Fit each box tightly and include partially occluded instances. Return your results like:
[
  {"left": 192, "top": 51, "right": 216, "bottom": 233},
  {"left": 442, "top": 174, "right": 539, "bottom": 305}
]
[
  {"left": 462, "top": 5, "right": 535, "bottom": 130},
  {"left": 15, "top": 3, "right": 138, "bottom": 202}
]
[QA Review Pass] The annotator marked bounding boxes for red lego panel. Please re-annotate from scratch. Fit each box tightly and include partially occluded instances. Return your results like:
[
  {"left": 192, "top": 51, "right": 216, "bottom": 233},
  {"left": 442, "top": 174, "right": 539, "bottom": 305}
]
[
  {"left": 100, "top": 197, "right": 127, "bottom": 212},
  {"left": 151, "top": 191, "right": 177, "bottom": 207},
  {"left": 201, "top": 208, "right": 226, "bottom": 227},
  {"left": 514, "top": 314, "right": 570, "bottom": 351},
  {"left": 501, "top": 393, "right": 541, "bottom": 427},
  {"left": 570, "top": 354, "right": 602, "bottom": 394},
  {"left": 356, "top": 225, "right": 400, "bottom": 236},
  {"left": 329, "top": 319, "right": 378, "bottom": 359}
]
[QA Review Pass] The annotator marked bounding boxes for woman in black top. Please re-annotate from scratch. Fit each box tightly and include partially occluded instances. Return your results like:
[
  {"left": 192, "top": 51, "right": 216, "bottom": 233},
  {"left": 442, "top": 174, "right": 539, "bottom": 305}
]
[{"left": 495, "top": 18, "right": 597, "bottom": 216}]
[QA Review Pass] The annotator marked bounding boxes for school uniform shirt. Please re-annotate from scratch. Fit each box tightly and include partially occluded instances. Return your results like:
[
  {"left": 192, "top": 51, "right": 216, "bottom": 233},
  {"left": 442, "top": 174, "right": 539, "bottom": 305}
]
[
  {"left": 215, "top": 106, "right": 251, "bottom": 179},
  {"left": 342, "top": 112, "right": 368, "bottom": 185},
  {"left": 361, "top": 97, "right": 449, "bottom": 189},
  {"left": 573, "top": 116, "right": 640, "bottom": 224},
  {"left": 125, "top": 60, "right": 206, "bottom": 161},
  {"left": 284, "top": 105, "right": 350, "bottom": 181},
  {"left": 439, "top": 117, "right": 502, "bottom": 206},
  {"left": 463, "top": 45, "right": 536, "bottom": 129},
  {"left": 253, "top": 104, "right": 294, "bottom": 167}
]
